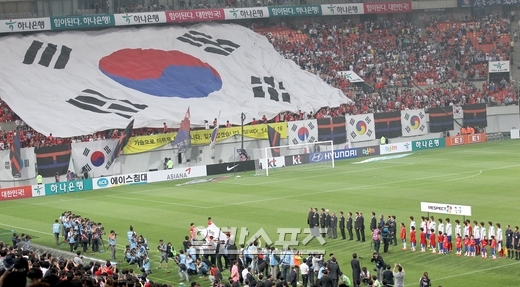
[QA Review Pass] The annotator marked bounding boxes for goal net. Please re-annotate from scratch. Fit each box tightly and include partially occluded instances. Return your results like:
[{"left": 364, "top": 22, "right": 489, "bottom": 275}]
[{"left": 253, "top": 141, "right": 334, "bottom": 176}]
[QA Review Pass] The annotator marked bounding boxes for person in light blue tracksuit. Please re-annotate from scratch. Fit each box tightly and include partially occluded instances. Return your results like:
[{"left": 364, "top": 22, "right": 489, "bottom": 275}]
[
  {"left": 281, "top": 248, "right": 294, "bottom": 281},
  {"left": 177, "top": 250, "right": 189, "bottom": 282},
  {"left": 52, "top": 219, "right": 61, "bottom": 246},
  {"left": 269, "top": 247, "right": 279, "bottom": 279}
]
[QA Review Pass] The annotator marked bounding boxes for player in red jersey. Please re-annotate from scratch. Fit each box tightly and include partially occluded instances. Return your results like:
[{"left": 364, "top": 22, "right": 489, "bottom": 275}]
[
  {"left": 490, "top": 235, "right": 497, "bottom": 259},
  {"left": 420, "top": 227, "right": 427, "bottom": 252},
  {"left": 430, "top": 229, "right": 437, "bottom": 253},
  {"left": 189, "top": 223, "right": 197, "bottom": 241},
  {"left": 481, "top": 236, "right": 488, "bottom": 259},
  {"left": 400, "top": 223, "right": 407, "bottom": 250},
  {"left": 410, "top": 226, "right": 417, "bottom": 252},
  {"left": 437, "top": 231, "right": 444, "bottom": 255},
  {"left": 469, "top": 235, "right": 476, "bottom": 257},
  {"left": 442, "top": 233, "right": 449, "bottom": 255},
  {"left": 455, "top": 234, "right": 462, "bottom": 256}
]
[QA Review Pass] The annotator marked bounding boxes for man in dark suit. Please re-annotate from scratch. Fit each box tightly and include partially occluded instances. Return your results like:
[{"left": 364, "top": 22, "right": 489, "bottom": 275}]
[
  {"left": 308, "top": 207, "right": 314, "bottom": 229},
  {"left": 288, "top": 265, "right": 298, "bottom": 287},
  {"left": 246, "top": 268, "right": 257, "bottom": 287},
  {"left": 354, "top": 212, "right": 361, "bottom": 242},
  {"left": 378, "top": 214, "right": 385, "bottom": 230},
  {"left": 370, "top": 212, "right": 377, "bottom": 232},
  {"left": 227, "top": 239, "right": 238, "bottom": 271},
  {"left": 320, "top": 208, "right": 326, "bottom": 238},
  {"left": 328, "top": 257, "right": 340, "bottom": 287},
  {"left": 330, "top": 212, "right": 338, "bottom": 239},
  {"left": 350, "top": 253, "right": 361, "bottom": 287},
  {"left": 319, "top": 270, "right": 333, "bottom": 287},
  {"left": 391, "top": 215, "right": 398, "bottom": 246},
  {"left": 312, "top": 208, "right": 320, "bottom": 237},
  {"left": 325, "top": 210, "right": 332, "bottom": 238},
  {"left": 360, "top": 212, "right": 366, "bottom": 242},
  {"left": 347, "top": 212, "right": 354, "bottom": 240},
  {"left": 339, "top": 212, "right": 346, "bottom": 240}
]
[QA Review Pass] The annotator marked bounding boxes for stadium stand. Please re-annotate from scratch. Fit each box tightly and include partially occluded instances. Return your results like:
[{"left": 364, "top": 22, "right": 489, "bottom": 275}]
[{"left": 0, "top": 15, "right": 517, "bottom": 148}]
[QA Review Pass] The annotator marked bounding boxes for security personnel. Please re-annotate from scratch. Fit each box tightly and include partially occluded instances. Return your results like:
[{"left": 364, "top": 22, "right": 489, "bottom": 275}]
[
  {"left": 36, "top": 174, "right": 43, "bottom": 185},
  {"left": 380, "top": 136, "right": 386, "bottom": 145},
  {"left": 167, "top": 158, "right": 173, "bottom": 169}
]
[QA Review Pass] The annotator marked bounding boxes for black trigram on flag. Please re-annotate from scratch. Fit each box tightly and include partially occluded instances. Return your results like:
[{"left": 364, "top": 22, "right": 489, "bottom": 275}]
[
  {"left": 23, "top": 40, "right": 72, "bottom": 69},
  {"left": 67, "top": 89, "right": 148, "bottom": 119},
  {"left": 251, "top": 76, "right": 290, "bottom": 103},
  {"left": 177, "top": 30, "right": 240, "bottom": 56}
]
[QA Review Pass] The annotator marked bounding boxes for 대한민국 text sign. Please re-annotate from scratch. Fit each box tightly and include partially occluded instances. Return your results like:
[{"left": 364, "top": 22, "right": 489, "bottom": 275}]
[{"left": 421, "top": 202, "right": 472, "bottom": 216}]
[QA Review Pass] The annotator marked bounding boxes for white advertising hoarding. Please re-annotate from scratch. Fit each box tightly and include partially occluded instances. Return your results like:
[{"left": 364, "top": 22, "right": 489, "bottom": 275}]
[
  {"left": 147, "top": 166, "right": 207, "bottom": 183},
  {"left": 380, "top": 141, "right": 412, "bottom": 155},
  {"left": 421, "top": 202, "right": 472, "bottom": 216},
  {"left": 93, "top": 172, "right": 148, "bottom": 189}
]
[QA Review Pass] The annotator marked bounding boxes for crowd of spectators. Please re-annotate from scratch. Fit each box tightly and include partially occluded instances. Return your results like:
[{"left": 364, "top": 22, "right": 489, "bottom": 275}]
[
  {"left": 0, "top": 15, "right": 518, "bottom": 149},
  {"left": 0, "top": 241, "right": 173, "bottom": 287},
  {"left": 258, "top": 14, "right": 513, "bottom": 89}
]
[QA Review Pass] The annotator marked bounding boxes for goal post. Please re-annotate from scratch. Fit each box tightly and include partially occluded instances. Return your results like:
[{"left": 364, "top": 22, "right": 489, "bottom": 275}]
[{"left": 253, "top": 140, "right": 334, "bottom": 176}]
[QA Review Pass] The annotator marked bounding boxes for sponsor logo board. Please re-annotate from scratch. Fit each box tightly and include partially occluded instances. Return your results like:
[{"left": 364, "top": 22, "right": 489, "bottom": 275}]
[
  {"left": 147, "top": 166, "right": 207, "bottom": 183},
  {"left": 380, "top": 142, "right": 412, "bottom": 155},
  {"left": 93, "top": 172, "right": 148, "bottom": 189}
]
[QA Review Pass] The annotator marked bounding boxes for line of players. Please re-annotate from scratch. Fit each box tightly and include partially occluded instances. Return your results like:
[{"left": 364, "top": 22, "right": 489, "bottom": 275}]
[{"left": 381, "top": 216, "right": 520, "bottom": 260}]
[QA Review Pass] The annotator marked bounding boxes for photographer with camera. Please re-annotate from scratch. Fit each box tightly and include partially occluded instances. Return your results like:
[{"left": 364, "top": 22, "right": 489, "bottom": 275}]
[
  {"left": 370, "top": 252, "right": 385, "bottom": 281},
  {"left": 157, "top": 239, "right": 170, "bottom": 273},
  {"left": 109, "top": 230, "right": 117, "bottom": 260}
]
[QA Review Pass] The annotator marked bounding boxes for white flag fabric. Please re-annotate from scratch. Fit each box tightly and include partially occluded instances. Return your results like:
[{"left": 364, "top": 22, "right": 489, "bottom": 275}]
[
  {"left": 0, "top": 23, "right": 350, "bottom": 137},
  {"left": 198, "top": 223, "right": 227, "bottom": 242},
  {"left": 0, "top": 148, "right": 36, "bottom": 181},
  {"left": 346, "top": 114, "right": 375, "bottom": 142},
  {"left": 71, "top": 140, "right": 120, "bottom": 177},
  {"left": 288, "top": 119, "right": 318, "bottom": 145},
  {"left": 401, "top": 109, "right": 428, "bottom": 137},
  {"left": 453, "top": 105, "right": 464, "bottom": 119}
]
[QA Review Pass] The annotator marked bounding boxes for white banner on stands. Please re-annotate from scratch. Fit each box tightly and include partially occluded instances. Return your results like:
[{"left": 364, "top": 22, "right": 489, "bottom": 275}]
[
  {"left": 421, "top": 202, "right": 472, "bottom": 216},
  {"left": 147, "top": 166, "right": 207, "bottom": 183}
]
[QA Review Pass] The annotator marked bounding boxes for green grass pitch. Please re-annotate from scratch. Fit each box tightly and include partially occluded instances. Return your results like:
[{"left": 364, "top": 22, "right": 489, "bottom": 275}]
[{"left": 1, "top": 140, "right": 520, "bottom": 286}]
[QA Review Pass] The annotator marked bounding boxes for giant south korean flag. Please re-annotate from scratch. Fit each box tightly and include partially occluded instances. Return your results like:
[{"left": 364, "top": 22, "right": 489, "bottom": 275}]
[
  {"left": 346, "top": 114, "right": 375, "bottom": 142},
  {"left": 0, "top": 24, "right": 350, "bottom": 137},
  {"left": 401, "top": 109, "right": 427, "bottom": 137},
  {"left": 71, "top": 140, "right": 121, "bottom": 177}
]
